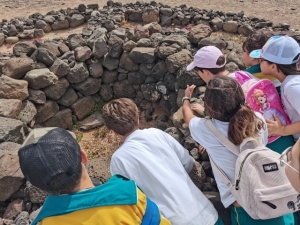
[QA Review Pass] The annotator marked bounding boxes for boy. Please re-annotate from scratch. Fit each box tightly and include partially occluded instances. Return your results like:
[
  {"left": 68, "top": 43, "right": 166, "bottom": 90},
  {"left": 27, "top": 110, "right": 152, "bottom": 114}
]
[
  {"left": 18, "top": 127, "right": 170, "bottom": 225},
  {"left": 102, "top": 98, "right": 223, "bottom": 225}
]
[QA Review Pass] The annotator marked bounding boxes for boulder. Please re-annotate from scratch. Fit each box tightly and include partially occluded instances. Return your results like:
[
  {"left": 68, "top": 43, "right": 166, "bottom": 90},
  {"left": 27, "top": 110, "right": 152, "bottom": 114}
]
[
  {"left": 227, "top": 51, "right": 246, "bottom": 70},
  {"left": 13, "top": 42, "right": 37, "bottom": 57},
  {"left": 102, "top": 54, "right": 120, "bottom": 71},
  {"left": 0, "top": 142, "right": 21, "bottom": 157},
  {"left": 108, "top": 35, "right": 124, "bottom": 58},
  {"left": 223, "top": 21, "right": 238, "bottom": 33},
  {"left": 35, "top": 100, "right": 59, "bottom": 124},
  {"left": 238, "top": 24, "right": 253, "bottom": 36},
  {"left": 151, "top": 61, "right": 168, "bottom": 81},
  {"left": 35, "top": 48, "right": 57, "bottom": 67},
  {"left": 5, "top": 37, "right": 19, "bottom": 44},
  {"left": 17, "top": 100, "right": 37, "bottom": 126},
  {"left": 40, "top": 42, "right": 61, "bottom": 57},
  {"left": 92, "top": 36, "right": 108, "bottom": 59},
  {"left": 14, "top": 211, "right": 29, "bottom": 225},
  {"left": 189, "top": 161, "right": 207, "bottom": 191},
  {"left": 0, "top": 154, "right": 24, "bottom": 201},
  {"left": 72, "top": 77, "right": 101, "bottom": 96},
  {"left": 43, "top": 78, "right": 69, "bottom": 100},
  {"left": 142, "top": 9, "right": 159, "bottom": 23},
  {"left": 0, "top": 33, "right": 4, "bottom": 47},
  {"left": 143, "top": 22, "right": 162, "bottom": 35},
  {"left": 79, "top": 113, "right": 104, "bottom": 131},
  {"left": 28, "top": 89, "right": 46, "bottom": 105},
  {"left": 35, "top": 20, "right": 52, "bottom": 33},
  {"left": 0, "top": 76, "right": 29, "bottom": 101},
  {"left": 71, "top": 96, "right": 96, "bottom": 120},
  {"left": 141, "top": 83, "right": 161, "bottom": 102},
  {"left": 128, "top": 72, "right": 146, "bottom": 85},
  {"left": 24, "top": 68, "right": 58, "bottom": 89},
  {"left": 50, "top": 59, "right": 70, "bottom": 78},
  {"left": 66, "top": 62, "right": 89, "bottom": 84},
  {"left": 102, "top": 70, "right": 118, "bottom": 84},
  {"left": 198, "top": 36, "right": 227, "bottom": 49},
  {"left": 86, "top": 158, "right": 111, "bottom": 183},
  {"left": 0, "top": 117, "right": 25, "bottom": 144},
  {"left": 161, "top": 35, "right": 189, "bottom": 48},
  {"left": 129, "top": 47, "right": 156, "bottom": 64},
  {"left": 42, "top": 109, "right": 73, "bottom": 129},
  {"left": 69, "top": 14, "right": 85, "bottom": 28},
  {"left": 165, "top": 50, "right": 192, "bottom": 74},
  {"left": 88, "top": 62, "right": 104, "bottom": 78},
  {"left": 51, "top": 20, "right": 69, "bottom": 30},
  {"left": 34, "top": 29, "right": 45, "bottom": 38},
  {"left": 119, "top": 52, "right": 140, "bottom": 71},
  {"left": 3, "top": 199, "right": 24, "bottom": 220},
  {"left": 226, "top": 62, "right": 240, "bottom": 73},
  {"left": 26, "top": 181, "right": 47, "bottom": 204},
  {"left": 188, "top": 24, "right": 212, "bottom": 44},
  {"left": 74, "top": 46, "right": 92, "bottom": 62},
  {"left": 177, "top": 67, "right": 205, "bottom": 89},
  {"left": 210, "top": 17, "right": 223, "bottom": 31},
  {"left": 67, "top": 34, "right": 85, "bottom": 50},
  {"left": 156, "top": 46, "right": 178, "bottom": 59},
  {"left": 57, "top": 88, "right": 78, "bottom": 107},
  {"left": 113, "top": 80, "right": 136, "bottom": 98},
  {"left": 2, "top": 57, "right": 34, "bottom": 79},
  {"left": 0, "top": 99, "right": 22, "bottom": 119},
  {"left": 123, "top": 40, "right": 137, "bottom": 52},
  {"left": 134, "top": 25, "right": 150, "bottom": 41}
]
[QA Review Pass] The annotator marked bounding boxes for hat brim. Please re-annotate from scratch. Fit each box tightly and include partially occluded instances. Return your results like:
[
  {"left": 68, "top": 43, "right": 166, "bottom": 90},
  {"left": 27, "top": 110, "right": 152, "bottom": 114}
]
[
  {"left": 186, "top": 62, "right": 196, "bottom": 71},
  {"left": 249, "top": 49, "right": 262, "bottom": 59}
]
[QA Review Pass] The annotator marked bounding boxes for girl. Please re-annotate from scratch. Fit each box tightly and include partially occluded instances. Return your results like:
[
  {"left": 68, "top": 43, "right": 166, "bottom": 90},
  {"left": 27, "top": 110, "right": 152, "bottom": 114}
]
[
  {"left": 250, "top": 35, "right": 300, "bottom": 140},
  {"left": 182, "top": 76, "right": 294, "bottom": 225}
]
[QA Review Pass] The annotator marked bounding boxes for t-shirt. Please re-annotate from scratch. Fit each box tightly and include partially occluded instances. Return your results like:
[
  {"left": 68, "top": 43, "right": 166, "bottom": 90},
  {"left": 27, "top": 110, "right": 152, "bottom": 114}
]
[
  {"left": 110, "top": 128, "right": 218, "bottom": 225},
  {"left": 189, "top": 113, "right": 268, "bottom": 208},
  {"left": 281, "top": 75, "right": 300, "bottom": 139}
]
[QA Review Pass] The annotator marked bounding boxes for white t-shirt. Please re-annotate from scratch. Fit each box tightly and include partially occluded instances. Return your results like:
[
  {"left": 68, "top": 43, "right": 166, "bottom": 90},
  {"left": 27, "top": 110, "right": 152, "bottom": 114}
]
[
  {"left": 189, "top": 113, "right": 268, "bottom": 208},
  {"left": 281, "top": 75, "right": 300, "bottom": 139},
  {"left": 110, "top": 128, "right": 218, "bottom": 225}
]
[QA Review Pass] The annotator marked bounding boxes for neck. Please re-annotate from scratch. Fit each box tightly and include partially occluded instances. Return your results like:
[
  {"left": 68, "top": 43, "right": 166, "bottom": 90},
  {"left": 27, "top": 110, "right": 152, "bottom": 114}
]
[
  {"left": 119, "top": 127, "right": 138, "bottom": 142},
  {"left": 275, "top": 71, "right": 287, "bottom": 83},
  {"left": 219, "top": 70, "right": 230, "bottom": 76},
  {"left": 73, "top": 168, "right": 95, "bottom": 192}
]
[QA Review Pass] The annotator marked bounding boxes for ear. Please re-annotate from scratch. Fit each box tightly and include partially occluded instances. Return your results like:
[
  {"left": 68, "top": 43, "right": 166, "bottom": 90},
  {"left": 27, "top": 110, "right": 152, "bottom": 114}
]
[{"left": 80, "top": 150, "right": 88, "bottom": 164}]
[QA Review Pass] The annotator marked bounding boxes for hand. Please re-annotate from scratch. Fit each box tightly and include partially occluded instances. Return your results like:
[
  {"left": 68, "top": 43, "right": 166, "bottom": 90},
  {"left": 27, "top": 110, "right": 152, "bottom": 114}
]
[
  {"left": 191, "top": 103, "right": 205, "bottom": 115},
  {"left": 184, "top": 85, "right": 196, "bottom": 98},
  {"left": 266, "top": 113, "right": 284, "bottom": 136},
  {"left": 198, "top": 145, "right": 206, "bottom": 154}
]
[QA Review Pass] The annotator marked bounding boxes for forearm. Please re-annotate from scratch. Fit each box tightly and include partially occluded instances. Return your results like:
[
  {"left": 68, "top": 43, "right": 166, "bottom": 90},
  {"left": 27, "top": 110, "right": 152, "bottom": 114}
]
[
  {"left": 282, "top": 121, "right": 300, "bottom": 136},
  {"left": 182, "top": 100, "right": 195, "bottom": 126}
]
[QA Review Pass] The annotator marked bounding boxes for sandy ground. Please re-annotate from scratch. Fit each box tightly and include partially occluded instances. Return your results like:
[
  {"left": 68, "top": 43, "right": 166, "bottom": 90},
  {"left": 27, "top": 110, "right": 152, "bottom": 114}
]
[{"left": 0, "top": 0, "right": 299, "bottom": 29}]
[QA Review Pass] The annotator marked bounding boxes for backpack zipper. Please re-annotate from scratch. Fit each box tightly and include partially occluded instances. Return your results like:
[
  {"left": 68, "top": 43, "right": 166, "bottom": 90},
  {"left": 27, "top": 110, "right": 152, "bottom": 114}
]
[{"left": 235, "top": 151, "right": 256, "bottom": 190}]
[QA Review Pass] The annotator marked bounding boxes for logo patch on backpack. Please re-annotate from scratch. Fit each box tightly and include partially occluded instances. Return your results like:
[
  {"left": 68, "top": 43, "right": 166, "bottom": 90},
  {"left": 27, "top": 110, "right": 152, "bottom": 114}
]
[{"left": 263, "top": 163, "right": 279, "bottom": 173}]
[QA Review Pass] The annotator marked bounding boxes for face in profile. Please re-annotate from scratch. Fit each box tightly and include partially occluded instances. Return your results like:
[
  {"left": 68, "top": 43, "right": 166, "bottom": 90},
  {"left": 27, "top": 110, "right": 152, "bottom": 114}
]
[{"left": 284, "top": 139, "right": 300, "bottom": 193}]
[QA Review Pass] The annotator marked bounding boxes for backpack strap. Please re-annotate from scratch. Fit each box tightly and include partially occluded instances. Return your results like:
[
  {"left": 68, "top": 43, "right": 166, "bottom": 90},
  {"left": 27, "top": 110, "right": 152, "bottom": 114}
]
[{"left": 205, "top": 119, "right": 240, "bottom": 156}]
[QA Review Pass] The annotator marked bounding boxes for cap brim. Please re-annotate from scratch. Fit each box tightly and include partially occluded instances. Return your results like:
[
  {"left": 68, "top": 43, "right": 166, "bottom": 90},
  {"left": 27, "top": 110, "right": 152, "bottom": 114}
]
[
  {"left": 186, "top": 62, "right": 196, "bottom": 71},
  {"left": 249, "top": 49, "right": 262, "bottom": 59}
]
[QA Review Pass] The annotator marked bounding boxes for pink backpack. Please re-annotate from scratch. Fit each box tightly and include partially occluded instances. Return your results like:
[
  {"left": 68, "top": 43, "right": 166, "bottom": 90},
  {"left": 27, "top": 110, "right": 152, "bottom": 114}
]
[{"left": 230, "top": 71, "right": 291, "bottom": 144}]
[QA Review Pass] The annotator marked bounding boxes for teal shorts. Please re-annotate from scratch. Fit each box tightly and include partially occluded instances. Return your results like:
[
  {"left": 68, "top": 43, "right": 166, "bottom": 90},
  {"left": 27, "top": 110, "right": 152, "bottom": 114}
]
[
  {"left": 230, "top": 205, "right": 294, "bottom": 225},
  {"left": 215, "top": 216, "right": 224, "bottom": 225},
  {"left": 267, "top": 135, "right": 295, "bottom": 154}
]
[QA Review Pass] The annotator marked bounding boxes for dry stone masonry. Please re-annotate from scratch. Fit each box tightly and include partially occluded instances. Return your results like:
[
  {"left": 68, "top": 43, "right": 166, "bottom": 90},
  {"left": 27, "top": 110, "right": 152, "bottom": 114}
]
[{"left": 0, "top": 1, "right": 300, "bottom": 224}]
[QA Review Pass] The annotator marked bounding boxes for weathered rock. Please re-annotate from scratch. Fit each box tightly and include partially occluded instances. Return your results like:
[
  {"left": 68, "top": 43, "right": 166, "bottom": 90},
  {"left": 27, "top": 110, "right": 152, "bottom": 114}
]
[
  {"left": 165, "top": 50, "right": 192, "bottom": 74},
  {"left": 57, "top": 88, "right": 78, "bottom": 107},
  {"left": 172, "top": 106, "right": 185, "bottom": 129},
  {"left": 18, "top": 29, "right": 34, "bottom": 39},
  {"left": 189, "top": 161, "right": 207, "bottom": 190},
  {"left": 0, "top": 33, "right": 4, "bottom": 47},
  {"left": 227, "top": 51, "right": 246, "bottom": 70},
  {"left": 67, "top": 34, "right": 85, "bottom": 50},
  {"left": 43, "top": 78, "right": 69, "bottom": 100},
  {"left": 2, "top": 57, "right": 34, "bottom": 79},
  {"left": 34, "top": 29, "right": 45, "bottom": 38},
  {"left": 92, "top": 36, "right": 108, "bottom": 58},
  {"left": 210, "top": 17, "right": 223, "bottom": 31},
  {"left": 28, "top": 89, "right": 46, "bottom": 105},
  {"left": 0, "top": 99, "right": 22, "bottom": 119},
  {"left": 223, "top": 21, "right": 238, "bottom": 33},
  {"left": 86, "top": 158, "right": 111, "bottom": 183},
  {"left": 13, "top": 211, "right": 29, "bottom": 225},
  {"left": 3, "top": 199, "right": 24, "bottom": 220},
  {"left": 13, "top": 42, "right": 37, "bottom": 57},
  {"left": 50, "top": 59, "right": 70, "bottom": 78},
  {"left": 188, "top": 24, "right": 212, "bottom": 44},
  {"left": 88, "top": 62, "right": 104, "bottom": 78},
  {"left": 108, "top": 35, "right": 124, "bottom": 58},
  {"left": 142, "top": 9, "right": 160, "bottom": 23},
  {"left": 99, "top": 85, "right": 113, "bottom": 102},
  {"left": 226, "top": 62, "right": 240, "bottom": 73},
  {"left": 80, "top": 113, "right": 104, "bottom": 131},
  {"left": 143, "top": 22, "right": 162, "bottom": 35},
  {"left": 113, "top": 80, "right": 136, "bottom": 98},
  {"left": 74, "top": 46, "right": 92, "bottom": 62},
  {"left": 42, "top": 109, "right": 73, "bottom": 129},
  {"left": 141, "top": 83, "right": 161, "bottom": 102},
  {"left": 35, "top": 48, "right": 57, "bottom": 67},
  {"left": 7, "top": 24, "right": 17, "bottom": 36},
  {"left": 17, "top": 100, "right": 37, "bottom": 126},
  {"left": 40, "top": 42, "right": 61, "bottom": 57},
  {"left": 51, "top": 20, "right": 69, "bottom": 30},
  {"left": 134, "top": 25, "right": 150, "bottom": 41},
  {"left": 119, "top": 52, "right": 140, "bottom": 71},
  {"left": 102, "top": 70, "right": 118, "bottom": 84},
  {"left": 151, "top": 61, "right": 168, "bottom": 81},
  {"left": 123, "top": 40, "right": 137, "bottom": 52},
  {"left": 177, "top": 67, "right": 205, "bottom": 89},
  {"left": 69, "top": 14, "right": 85, "bottom": 28},
  {"left": 139, "top": 63, "right": 154, "bottom": 76},
  {"left": 24, "top": 68, "right": 58, "bottom": 89},
  {"left": 129, "top": 47, "right": 156, "bottom": 64},
  {"left": 44, "top": 15, "right": 55, "bottom": 24},
  {"left": 161, "top": 35, "right": 189, "bottom": 48},
  {"left": 128, "top": 72, "right": 146, "bottom": 85},
  {"left": 5, "top": 37, "right": 19, "bottom": 44},
  {"left": 238, "top": 24, "right": 253, "bottom": 36},
  {"left": 35, "top": 20, "right": 52, "bottom": 33},
  {"left": 0, "top": 154, "right": 24, "bottom": 201},
  {"left": 198, "top": 36, "right": 227, "bottom": 49},
  {"left": 35, "top": 100, "right": 59, "bottom": 124},
  {"left": 72, "top": 77, "right": 101, "bottom": 96},
  {"left": 66, "top": 62, "right": 89, "bottom": 83},
  {"left": 159, "top": 7, "right": 172, "bottom": 16},
  {"left": 71, "top": 96, "right": 96, "bottom": 120},
  {"left": 156, "top": 46, "right": 178, "bottom": 59},
  {"left": 26, "top": 181, "right": 47, "bottom": 204},
  {"left": 0, "top": 142, "right": 20, "bottom": 157},
  {"left": 0, "top": 76, "right": 29, "bottom": 101},
  {"left": 110, "top": 28, "right": 126, "bottom": 40},
  {"left": 102, "top": 54, "right": 119, "bottom": 71}
]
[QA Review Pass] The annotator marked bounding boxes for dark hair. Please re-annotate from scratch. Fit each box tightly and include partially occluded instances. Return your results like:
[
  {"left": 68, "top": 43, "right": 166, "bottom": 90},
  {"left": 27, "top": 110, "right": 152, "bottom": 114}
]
[
  {"left": 204, "top": 76, "right": 264, "bottom": 145},
  {"left": 196, "top": 55, "right": 226, "bottom": 75},
  {"left": 243, "top": 31, "right": 273, "bottom": 53},
  {"left": 265, "top": 54, "right": 300, "bottom": 75}
]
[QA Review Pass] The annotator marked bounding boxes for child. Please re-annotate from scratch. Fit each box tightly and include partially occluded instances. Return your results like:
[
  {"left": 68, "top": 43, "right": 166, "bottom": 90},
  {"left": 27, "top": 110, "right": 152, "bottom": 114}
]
[
  {"left": 102, "top": 98, "right": 223, "bottom": 225},
  {"left": 250, "top": 35, "right": 300, "bottom": 140},
  {"left": 182, "top": 76, "right": 294, "bottom": 225},
  {"left": 242, "top": 31, "right": 281, "bottom": 89},
  {"left": 18, "top": 127, "right": 171, "bottom": 225}
]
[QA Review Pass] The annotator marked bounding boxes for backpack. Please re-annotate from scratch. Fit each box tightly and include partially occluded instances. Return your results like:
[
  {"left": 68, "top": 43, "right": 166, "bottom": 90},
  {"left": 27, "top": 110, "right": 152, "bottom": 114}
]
[
  {"left": 206, "top": 119, "right": 300, "bottom": 220},
  {"left": 230, "top": 71, "right": 291, "bottom": 144}
]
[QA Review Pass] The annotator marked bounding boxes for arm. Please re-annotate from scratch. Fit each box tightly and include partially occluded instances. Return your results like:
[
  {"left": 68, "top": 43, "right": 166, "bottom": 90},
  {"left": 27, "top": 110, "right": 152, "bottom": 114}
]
[
  {"left": 182, "top": 85, "right": 197, "bottom": 126},
  {"left": 267, "top": 115, "right": 300, "bottom": 136}
]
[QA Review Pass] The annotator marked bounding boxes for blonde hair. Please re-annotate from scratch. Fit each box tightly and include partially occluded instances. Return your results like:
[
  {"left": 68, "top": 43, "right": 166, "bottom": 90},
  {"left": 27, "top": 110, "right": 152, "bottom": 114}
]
[{"left": 102, "top": 98, "right": 139, "bottom": 135}]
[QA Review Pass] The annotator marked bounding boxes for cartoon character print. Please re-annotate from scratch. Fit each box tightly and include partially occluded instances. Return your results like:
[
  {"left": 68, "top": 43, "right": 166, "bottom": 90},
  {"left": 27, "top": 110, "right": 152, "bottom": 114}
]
[
  {"left": 287, "top": 194, "right": 300, "bottom": 211},
  {"left": 252, "top": 89, "right": 287, "bottom": 127}
]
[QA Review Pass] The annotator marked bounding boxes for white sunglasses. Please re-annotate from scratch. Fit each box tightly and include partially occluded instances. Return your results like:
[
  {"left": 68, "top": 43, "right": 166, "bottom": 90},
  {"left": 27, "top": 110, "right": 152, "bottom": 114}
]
[{"left": 279, "top": 146, "right": 300, "bottom": 174}]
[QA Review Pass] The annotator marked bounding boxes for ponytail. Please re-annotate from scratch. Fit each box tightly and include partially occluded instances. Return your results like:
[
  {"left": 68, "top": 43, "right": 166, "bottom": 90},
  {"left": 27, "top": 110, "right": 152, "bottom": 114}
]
[{"left": 228, "top": 104, "right": 264, "bottom": 145}]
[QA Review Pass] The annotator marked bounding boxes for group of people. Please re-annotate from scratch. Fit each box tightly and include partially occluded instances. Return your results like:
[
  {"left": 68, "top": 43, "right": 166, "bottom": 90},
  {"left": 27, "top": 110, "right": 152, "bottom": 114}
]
[{"left": 17, "top": 31, "right": 300, "bottom": 225}]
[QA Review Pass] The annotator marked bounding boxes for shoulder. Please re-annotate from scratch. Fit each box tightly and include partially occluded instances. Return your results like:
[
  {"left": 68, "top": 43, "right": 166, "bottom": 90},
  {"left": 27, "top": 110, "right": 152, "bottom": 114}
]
[{"left": 189, "top": 117, "right": 206, "bottom": 131}]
